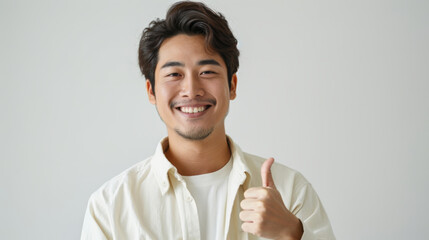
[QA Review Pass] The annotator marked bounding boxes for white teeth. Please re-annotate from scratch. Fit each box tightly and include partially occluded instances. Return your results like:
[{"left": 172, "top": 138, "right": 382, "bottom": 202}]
[{"left": 180, "top": 106, "right": 207, "bottom": 113}]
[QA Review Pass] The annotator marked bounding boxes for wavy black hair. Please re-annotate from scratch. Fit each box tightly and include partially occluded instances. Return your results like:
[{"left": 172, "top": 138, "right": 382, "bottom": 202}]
[{"left": 138, "top": 1, "right": 239, "bottom": 92}]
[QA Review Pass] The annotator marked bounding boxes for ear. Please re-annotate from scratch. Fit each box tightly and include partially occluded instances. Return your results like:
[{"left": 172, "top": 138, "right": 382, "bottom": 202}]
[
  {"left": 146, "top": 80, "right": 156, "bottom": 105},
  {"left": 229, "top": 74, "right": 238, "bottom": 100}
]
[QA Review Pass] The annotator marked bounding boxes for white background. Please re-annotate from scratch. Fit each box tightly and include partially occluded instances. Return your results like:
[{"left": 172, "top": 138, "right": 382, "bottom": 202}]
[{"left": 1, "top": 0, "right": 428, "bottom": 239}]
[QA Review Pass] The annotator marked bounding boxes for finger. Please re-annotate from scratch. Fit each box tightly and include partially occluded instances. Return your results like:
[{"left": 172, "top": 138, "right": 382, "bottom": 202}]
[
  {"left": 241, "top": 222, "right": 255, "bottom": 234},
  {"left": 261, "top": 157, "right": 276, "bottom": 188},
  {"left": 241, "top": 221, "right": 261, "bottom": 236},
  {"left": 244, "top": 187, "right": 270, "bottom": 199},
  {"left": 239, "top": 210, "right": 259, "bottom": 222},
  {"left": 240, "top": 198, "right": 263, "bottom": 210}
]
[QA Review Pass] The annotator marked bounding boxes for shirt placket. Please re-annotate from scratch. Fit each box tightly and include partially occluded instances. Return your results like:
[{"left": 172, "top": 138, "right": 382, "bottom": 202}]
[
  {"left": 170, "top": 174, "right": 201, "bottom": 240},
  {"left": 225, "top": 171, "right": 249, "bottom": 240}
]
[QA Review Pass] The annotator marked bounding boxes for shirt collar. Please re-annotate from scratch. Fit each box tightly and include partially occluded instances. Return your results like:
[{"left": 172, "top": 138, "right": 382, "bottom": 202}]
[
  {"left": 227, "top": 136, "right": 254, "bottom": 189},
  {"left": 151, "top": 136, "right": 254, "bottom": 195},
  {"left": 151, "top": 137, "right": 178, "bottom": 195}
]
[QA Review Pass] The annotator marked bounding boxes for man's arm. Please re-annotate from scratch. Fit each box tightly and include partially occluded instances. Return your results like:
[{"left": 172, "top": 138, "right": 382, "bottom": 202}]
[
  {"left": 292, "top": 182, "right": 335, "bottom": 240},
  {"left": 81, "top": 193, "right": 111, "bottom": 240}
]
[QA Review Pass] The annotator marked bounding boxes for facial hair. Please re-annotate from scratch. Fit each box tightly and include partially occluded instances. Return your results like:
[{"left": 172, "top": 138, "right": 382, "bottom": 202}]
[
  {"left": 169, "top": 98, "right": 217, "bottom": 140},
  {"left": 174, "top": 126, "right": 214, "bottom": 141}
]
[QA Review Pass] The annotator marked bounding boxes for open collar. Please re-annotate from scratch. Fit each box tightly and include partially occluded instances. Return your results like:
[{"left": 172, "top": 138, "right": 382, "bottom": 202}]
[{"left": 151, "top": 136, "right": 255, "bottom": 195}]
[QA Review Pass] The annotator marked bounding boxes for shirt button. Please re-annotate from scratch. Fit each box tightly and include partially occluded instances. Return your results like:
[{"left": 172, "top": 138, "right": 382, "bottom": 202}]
[{"left": 186, "top": 196, "right": 193, "bottom": 202}]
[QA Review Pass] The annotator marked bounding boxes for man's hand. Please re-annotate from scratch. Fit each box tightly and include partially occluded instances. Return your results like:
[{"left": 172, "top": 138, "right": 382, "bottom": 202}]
[{"left": 239, "top": 158, "right": 304, "bottom": 240}]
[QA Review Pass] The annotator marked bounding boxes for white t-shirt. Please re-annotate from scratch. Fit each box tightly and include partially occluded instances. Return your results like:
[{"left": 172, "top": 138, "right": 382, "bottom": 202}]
[{"left": 182, "top": 159, "right": 233, "bottom": 240}]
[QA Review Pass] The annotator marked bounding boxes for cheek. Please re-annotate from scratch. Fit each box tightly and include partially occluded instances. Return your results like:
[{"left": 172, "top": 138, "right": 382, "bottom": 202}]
[
  {"left": 211, "top": 83, "right": 231, "bottom": 105},
  {"left": 155, "top": 84, "right": 175, "bottom": 102}
]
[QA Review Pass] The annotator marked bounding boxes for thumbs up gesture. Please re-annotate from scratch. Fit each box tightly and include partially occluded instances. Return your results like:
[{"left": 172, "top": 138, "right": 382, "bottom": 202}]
[{"left": 240, "top": 158, "right": 304, "bottom": 239}]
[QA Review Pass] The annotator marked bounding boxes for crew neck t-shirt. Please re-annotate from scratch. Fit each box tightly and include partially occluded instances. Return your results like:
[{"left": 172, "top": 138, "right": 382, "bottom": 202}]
[{"left": 182, "top": 159, "right": 233, "bottom": 240}]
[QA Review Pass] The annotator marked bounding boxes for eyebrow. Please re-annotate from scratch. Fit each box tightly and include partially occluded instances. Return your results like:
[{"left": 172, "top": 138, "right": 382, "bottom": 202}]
[
  {"left": 198, "top": 59, "right": 221, "bottom": 66},
  {"left": 160, "top": 59, "right": 221, "bottom": 69},
  {"left": 160, "top": 61, "right": 184, "bottom": 69}
]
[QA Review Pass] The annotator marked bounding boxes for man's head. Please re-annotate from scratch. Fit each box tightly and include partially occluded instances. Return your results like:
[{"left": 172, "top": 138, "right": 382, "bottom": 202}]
[
  {"left": 138, "top": 1, "right": 239, "bottom": 93},
  {"left": 138, "top": 1, "right": 239, "bottom": 141}
]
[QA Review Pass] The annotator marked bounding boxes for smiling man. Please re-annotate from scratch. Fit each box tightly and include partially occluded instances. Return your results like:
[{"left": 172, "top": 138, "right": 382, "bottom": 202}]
[{"left": 81, "top": 1, "right": 335, "bottom": 240}]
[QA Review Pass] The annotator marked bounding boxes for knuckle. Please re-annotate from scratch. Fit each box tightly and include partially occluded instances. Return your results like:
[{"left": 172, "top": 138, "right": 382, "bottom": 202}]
[
  {"left": 260, "top": 217, "right": 269, "bottom": 227},
  {"left": 260, "top": 205, "right": 267, "bottom": 214},
  {"left": 260, "top": 188, "right": 269, "bottom": 197},
  {"left": 255, "top": 200, "right": 266, "bottom": 212},
  {"left": 255, "top": 213, "right": 263, "bottom": 223},
  {"left": 258, "top": 201, "right": 266, "bottom": 212},
  {"left": 254, "top": 225, "right": 263, "bottom": 236}
]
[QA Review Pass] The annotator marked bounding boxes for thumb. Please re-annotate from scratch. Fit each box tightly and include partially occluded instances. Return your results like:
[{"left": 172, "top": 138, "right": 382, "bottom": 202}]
[{"left": 261, "top": 157, "right": 276, "bottom": 188}]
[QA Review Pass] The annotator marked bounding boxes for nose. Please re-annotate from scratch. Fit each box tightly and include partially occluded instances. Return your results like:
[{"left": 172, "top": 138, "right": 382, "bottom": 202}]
[{"left": 180, "top": 73, "right": 204, "bottom": 98}]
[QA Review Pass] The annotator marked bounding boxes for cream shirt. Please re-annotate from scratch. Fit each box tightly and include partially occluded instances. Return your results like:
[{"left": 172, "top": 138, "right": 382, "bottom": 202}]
[{"left": 81, "top": 137, "right": 335, "bottom": 240}]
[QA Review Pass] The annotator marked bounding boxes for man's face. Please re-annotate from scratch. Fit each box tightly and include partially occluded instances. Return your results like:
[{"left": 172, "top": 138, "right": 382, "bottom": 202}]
[{"left": 146, "top": 34, "right": 237, "bottom": 141}]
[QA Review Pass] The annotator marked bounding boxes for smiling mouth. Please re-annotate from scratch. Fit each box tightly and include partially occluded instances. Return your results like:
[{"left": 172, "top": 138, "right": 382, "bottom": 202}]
[
  {"left": 177, "top": 105, "right": 211, "bottom": 113},
  {"left": 172, "top": 99, "right": 216, "bottom": 115}
]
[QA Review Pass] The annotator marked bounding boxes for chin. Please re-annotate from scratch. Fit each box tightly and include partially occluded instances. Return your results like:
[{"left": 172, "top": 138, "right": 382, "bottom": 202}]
[{"left": 175, "top": 127, "right": 214, "bottom": 141}]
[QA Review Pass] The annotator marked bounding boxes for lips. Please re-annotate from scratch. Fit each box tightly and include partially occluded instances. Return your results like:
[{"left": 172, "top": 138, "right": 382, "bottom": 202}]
[
  {"left": 175, "top": 104, "right": 212, "bottom": 117},
  {"left": 171, "top": 99, "right": 216, "bottom": 116},
  {"left": 179, "top": 106, "right": 208, "bottom": 113}
]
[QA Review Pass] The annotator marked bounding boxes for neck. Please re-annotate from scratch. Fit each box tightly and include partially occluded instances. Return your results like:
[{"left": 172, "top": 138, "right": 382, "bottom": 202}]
[{"left": 165, "top": 128, "right": 231, "bottom": 176}]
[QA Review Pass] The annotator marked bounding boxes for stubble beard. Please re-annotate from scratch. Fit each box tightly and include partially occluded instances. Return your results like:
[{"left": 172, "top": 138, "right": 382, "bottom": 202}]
[
  {"left": 154, "top": 107, "right": 215, "bottom": 141},
  {"left": 174, "top": 126, "right": 214, "bottom": 141}
]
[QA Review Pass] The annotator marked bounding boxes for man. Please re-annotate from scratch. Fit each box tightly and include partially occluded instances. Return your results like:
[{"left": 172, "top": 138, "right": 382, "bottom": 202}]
[{"left": 81, "top": 1, "right": 335, "bottom": 239}]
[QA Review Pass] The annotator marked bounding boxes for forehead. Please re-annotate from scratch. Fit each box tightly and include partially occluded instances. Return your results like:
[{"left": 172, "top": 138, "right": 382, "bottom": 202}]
[{"left": 156, "top": 34, "right": 226, "bottom": 68}]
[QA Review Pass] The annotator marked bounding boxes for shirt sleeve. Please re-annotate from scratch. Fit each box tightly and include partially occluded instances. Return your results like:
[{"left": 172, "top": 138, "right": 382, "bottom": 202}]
[
  {"left": 291, "top": 182, "right": 335, "bottom": 240},
  {"left": 80, "top": 193, "right": 112, "bottom": 240}
]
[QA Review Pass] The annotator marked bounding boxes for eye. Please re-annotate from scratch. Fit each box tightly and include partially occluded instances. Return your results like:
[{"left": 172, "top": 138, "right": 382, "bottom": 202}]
[
  {"left": 166, "top": 72, "right": 182, "bottom": 77},
  {"left": 200, "top": 70, "right": 216, "bottom": 75}
]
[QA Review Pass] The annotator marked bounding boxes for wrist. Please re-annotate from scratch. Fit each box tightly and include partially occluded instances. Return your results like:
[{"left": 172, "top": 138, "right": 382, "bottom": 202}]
[
  {"left": 277, "top": 218, "right": 304, "bottom": 240},
  {"left": 292, "top": 218, "right": 304, "bottom": 240}
]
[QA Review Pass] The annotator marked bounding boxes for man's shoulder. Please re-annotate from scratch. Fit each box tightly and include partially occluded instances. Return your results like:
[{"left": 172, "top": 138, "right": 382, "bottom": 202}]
[{"left": 89, "top": 156, "right": 154, "bottom": 202}]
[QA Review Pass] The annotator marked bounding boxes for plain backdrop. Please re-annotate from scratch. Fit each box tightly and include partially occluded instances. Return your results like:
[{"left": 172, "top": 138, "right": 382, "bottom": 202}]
[{"left": 1, "top": 0, "right": 428, "bottom": 239}]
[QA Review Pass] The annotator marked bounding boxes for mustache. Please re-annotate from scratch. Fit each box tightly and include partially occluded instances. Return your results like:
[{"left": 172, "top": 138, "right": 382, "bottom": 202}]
[{"left": 170, "top": 99, "right": 217, "bottom": 108}]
